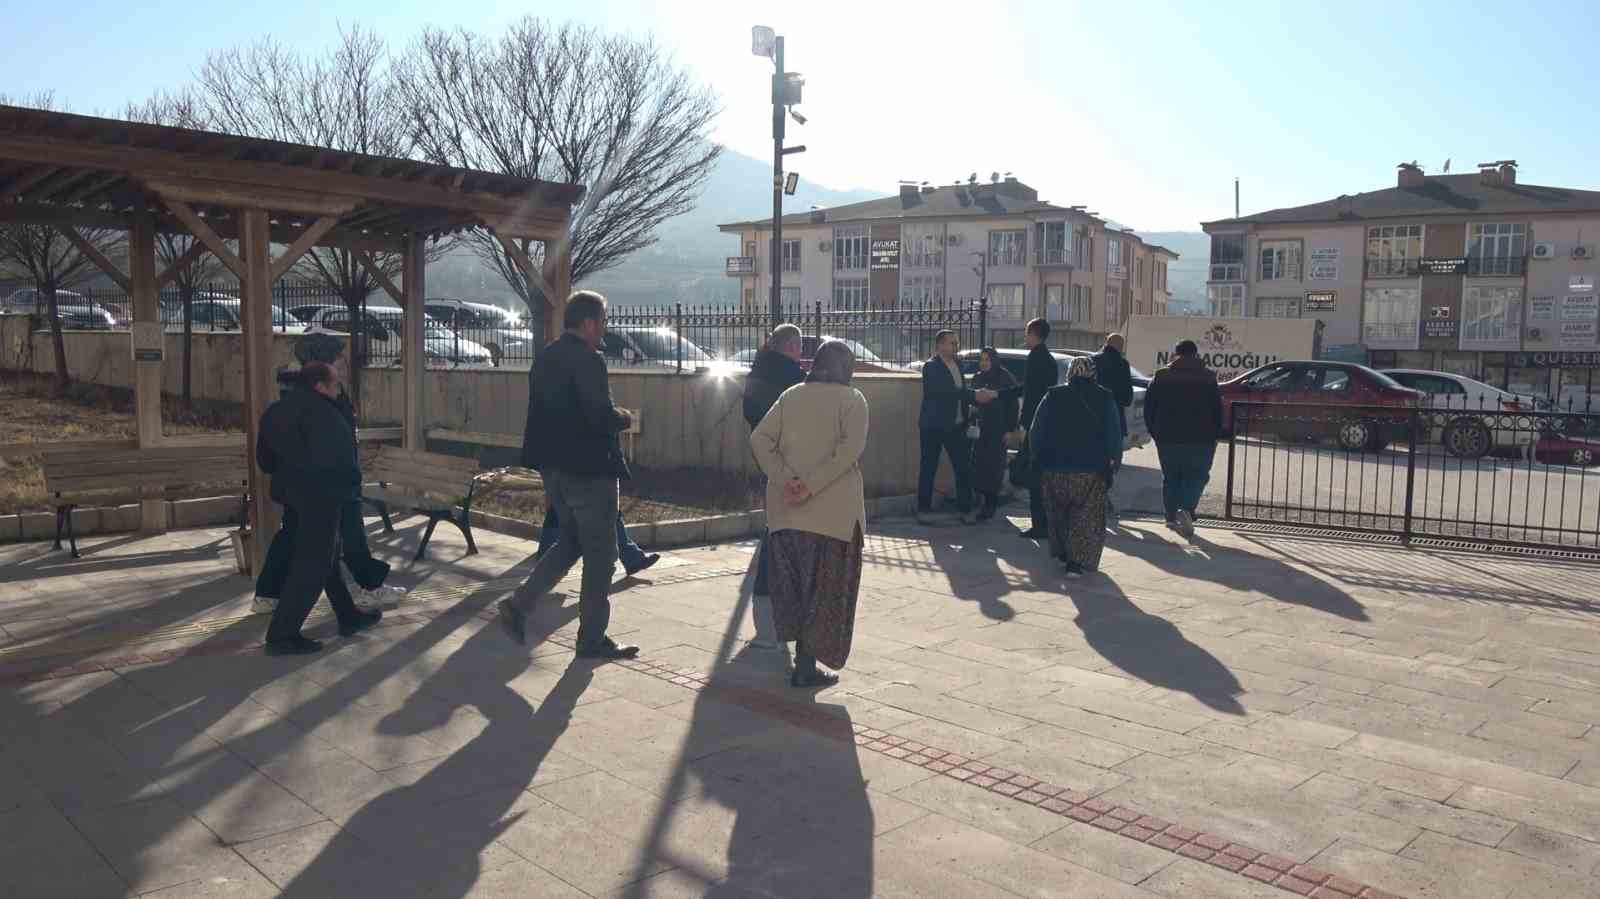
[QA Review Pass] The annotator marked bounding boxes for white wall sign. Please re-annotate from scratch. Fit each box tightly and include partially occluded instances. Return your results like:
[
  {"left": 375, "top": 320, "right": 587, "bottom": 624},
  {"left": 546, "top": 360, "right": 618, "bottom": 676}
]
[
  {"left": 1308, "top": 247, "right": 1339, "bottom": 280},
  {"left": 1529, "top": 296, "right": 1557, "bottom": 321},
  {"left": 1561, "top": 294, "right": 1598, "bottom": 321},
  {"left": 1559, "top": 321, "right": 1598, "bottom": 348},
  {"left": 1571, "top": 274, "right": 1596, "bottom": 293}
]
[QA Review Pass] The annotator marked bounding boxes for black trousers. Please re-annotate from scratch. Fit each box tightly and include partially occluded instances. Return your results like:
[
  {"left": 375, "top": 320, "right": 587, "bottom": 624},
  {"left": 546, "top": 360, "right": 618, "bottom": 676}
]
[
  {"left": 917, "top": 425, "right": 973, "bottom": 514},
  {"left": 264, "top": 499, "right": 364, "bottom": 643},
  {"left": 256, "top": 497, "right": 388, "bottom": 599}
]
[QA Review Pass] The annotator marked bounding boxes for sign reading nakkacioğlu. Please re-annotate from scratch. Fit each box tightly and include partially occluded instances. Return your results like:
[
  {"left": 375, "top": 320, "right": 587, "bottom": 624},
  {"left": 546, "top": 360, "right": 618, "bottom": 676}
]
[{"left": 1419, "top": 257, "right": 1467, "bottom": 275}]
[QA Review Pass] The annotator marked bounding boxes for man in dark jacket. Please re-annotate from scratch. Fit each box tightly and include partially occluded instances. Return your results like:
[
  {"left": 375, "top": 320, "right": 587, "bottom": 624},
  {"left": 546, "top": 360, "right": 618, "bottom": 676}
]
[
  {"left": 257, "top": 361, "right": 380, "bottom": 655},
  {"left": 500, "top": 291, "right": 639, "bottom": 659},
  {"left": 741, "top": 323, "right": 806, "bottom": 649},
  {"left": 992, "top": 318, "right": 1060, "bottom": 538},
  {"left": 1091, "top": 333, "right": 1134, "bottom": 519},
  {"left": 917, "top": 329, "right": 986, "bottom": 524},
  {"left": 1143, "top": 339, "right": 1223, "bottom": 536}
]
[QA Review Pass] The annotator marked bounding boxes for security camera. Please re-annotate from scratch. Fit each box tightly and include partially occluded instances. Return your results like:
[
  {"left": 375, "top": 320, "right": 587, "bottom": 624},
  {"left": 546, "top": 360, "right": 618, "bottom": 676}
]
[{"left": 789, "top": 108, "right": 807, "bottom": 126}]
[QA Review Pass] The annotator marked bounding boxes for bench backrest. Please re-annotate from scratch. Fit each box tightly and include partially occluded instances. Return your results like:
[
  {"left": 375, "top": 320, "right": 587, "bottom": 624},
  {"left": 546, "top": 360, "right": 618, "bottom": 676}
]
[
  {"left": 367, "top": 447, "right": 480, "bottom": 503},
  {"left": 42, "top": 445, "right": 249, "bottom": 499}
]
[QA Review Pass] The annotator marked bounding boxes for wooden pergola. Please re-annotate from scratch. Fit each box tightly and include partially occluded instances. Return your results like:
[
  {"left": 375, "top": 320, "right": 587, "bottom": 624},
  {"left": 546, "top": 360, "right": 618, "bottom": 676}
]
[{"left": 0, "top": 104, "right": 582, "bottom": 562}]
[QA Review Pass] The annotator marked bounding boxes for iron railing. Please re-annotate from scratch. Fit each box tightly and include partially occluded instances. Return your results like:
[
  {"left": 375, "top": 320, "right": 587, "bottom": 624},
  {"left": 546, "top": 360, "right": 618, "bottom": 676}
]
[{"left": 1225, "top": 399, "right": 1600, "bottom": 552}]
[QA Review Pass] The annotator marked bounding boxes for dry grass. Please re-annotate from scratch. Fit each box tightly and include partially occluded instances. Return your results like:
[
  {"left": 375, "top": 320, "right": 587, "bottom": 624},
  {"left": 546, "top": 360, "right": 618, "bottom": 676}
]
[{"left": 472, "top": 465, "right": 762, "bottom": 525}]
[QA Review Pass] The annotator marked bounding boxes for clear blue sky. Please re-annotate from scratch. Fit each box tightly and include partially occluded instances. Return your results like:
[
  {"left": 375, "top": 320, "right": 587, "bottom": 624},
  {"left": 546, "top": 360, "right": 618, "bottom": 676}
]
[{"left": 4, "top": 0, "right": 1599, "bottom": 230}]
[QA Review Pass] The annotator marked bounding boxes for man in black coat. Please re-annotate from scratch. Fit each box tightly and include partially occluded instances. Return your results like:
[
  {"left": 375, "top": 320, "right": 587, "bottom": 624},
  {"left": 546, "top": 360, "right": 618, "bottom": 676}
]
[
  {"left": 918, "top": 329, "right": 987, "bottom": 524},
  {"left": 992, "top": 318, "right": 1060, "bottom": 538},
  {"left": 1144, "top": 339, "right": 1223, "bottom": 536},
  {"left": 1092, "top": 333, "right": 1134, "bottom": 518},
  {"left": 741, "top": 323, "right": 806, "bottom": 649},
  {"left": 257, "top": 361, "right": 381, "bottom": 655},
  {"left": 500, "top": 291, "right": 639, "bottom": 659}
]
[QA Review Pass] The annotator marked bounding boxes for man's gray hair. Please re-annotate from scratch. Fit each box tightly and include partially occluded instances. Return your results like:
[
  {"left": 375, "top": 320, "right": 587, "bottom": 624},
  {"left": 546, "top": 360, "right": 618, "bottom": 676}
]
[
  {"left": 807, "top": 339, "right": 856, "bottom": 386},
  {"left": 767, "top": 323, "right": 802, "bottom": 351}
]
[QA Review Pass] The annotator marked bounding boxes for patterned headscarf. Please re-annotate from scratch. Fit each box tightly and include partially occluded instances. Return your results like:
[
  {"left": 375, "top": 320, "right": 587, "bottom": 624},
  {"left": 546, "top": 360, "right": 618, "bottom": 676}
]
[
  {"left": 807, "top": 339, "right": 856, "bottom": 385},
  {"left": 1067, "top": 354, "right": 1096, "bottom": 383}
]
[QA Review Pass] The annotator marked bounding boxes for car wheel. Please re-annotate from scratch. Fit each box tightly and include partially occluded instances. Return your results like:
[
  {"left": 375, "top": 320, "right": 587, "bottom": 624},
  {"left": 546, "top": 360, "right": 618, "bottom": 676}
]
[
  {"left": 1337, "top": 419, "right": 1374, "bottom": 452},
  {"left": 1442, "top": 418, "right": 1492, "bottom": 460},
  {"left": 1574, "top": 447, "right": 1595, "bottom": 467}
]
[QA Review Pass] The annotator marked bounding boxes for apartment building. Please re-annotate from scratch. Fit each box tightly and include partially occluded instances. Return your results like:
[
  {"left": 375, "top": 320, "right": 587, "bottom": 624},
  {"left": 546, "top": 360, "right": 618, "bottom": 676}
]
[
  {"left": 1201, "top": 161, "right": 1600, "bottom": 405},
  {"left": 720, "top": 176, "right": 1175, "bottom": 347}
]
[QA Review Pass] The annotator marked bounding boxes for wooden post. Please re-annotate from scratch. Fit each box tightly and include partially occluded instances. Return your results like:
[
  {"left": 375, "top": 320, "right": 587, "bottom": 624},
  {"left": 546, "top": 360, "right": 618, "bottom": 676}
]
[
  {"left": 128, "top": 214, "right": 166, "bottom": 532},
  {"left": 402, "top": 232, "right": 426, "bottom": 450},
  {"left": 240, "top": 208, "right": 279, "bottom": 564},
  {"left": 542, "top": 237, "right": 572, "bottom": 339}
]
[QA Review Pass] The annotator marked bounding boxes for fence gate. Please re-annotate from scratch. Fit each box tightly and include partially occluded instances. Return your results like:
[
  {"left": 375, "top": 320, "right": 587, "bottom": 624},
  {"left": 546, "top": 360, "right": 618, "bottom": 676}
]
[{"left": 1224, "top": 401, "right": 1600, "bottom": 553}]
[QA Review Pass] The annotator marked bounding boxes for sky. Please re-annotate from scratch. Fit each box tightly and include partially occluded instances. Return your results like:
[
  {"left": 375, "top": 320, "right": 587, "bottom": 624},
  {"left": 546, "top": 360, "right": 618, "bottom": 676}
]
[{"left": 4, "top": 0, "right": 1600, "bottom": 231}]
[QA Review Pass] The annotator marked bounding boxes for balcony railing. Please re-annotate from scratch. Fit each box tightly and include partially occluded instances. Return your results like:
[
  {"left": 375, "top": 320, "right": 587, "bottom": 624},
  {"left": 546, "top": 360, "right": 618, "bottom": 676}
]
[
  {"left": 725, "top": 256, "right": 756, "bottom": 276},
  {"left": 834, "top": 256, "right": 867, "bottom": 271},
  {"left": 1209, "top": 263, "right": 1244, "bottom": 281},
  {"left": 1035, "top": 247, "right": 1071, "bottom": 267},
  {"left": 1366, "top": 257, "right": 1420, "bottom": 278},
  {"left": 1466, "top": 255, "right": 1527, "bottom": 276}
]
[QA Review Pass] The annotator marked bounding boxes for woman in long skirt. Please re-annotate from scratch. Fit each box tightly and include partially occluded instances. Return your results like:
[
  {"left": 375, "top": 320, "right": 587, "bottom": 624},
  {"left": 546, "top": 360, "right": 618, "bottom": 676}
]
[
  {"left": 1028, "top": 356, "right": 1123, "bottom": 578},
  {"left": 750, "top": 340, "right": 869, "bottom": 687},
  {"left": 970, "top": 347, "right": 1019, "bottom": 520}
]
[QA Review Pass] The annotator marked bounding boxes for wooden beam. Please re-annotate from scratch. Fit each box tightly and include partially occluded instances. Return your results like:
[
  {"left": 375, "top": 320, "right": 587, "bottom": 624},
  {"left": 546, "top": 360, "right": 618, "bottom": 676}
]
[
  {"left": 355, "top": 251, "right": 404, "bottom": 305},
  {"left": 57, "top": 226, "right": 131, "bottom": 292},
  {"left": 159, "top": 197, "right": 246, "bottom": 280},
  {"left": 495, "top": 234, "right": 557, "bottom": 302},
  {"left": 0, "top": 200, "right": 409, "bottom": 254},
  {"left": 154, "top": 240, "right": 208, "bottom": 290},
  {"left": 129, "top": 213, "right": 166, "bottom": 531},
  {"left": 0, "top": 166, "right": 57, "bottom": 203},
  {"left": 401, "top": 233, "right": 427, "bottom": 451},
  {"left": 62, "top": 172, "right": 125, "bottom": 206},
  {"left": 239, "top": 208, "right": 280, "bottom": 565},
  {"left": 139, "top": 174, "right": 359, "bottom": 219},
  {"left": 0, "top": 131, "right": 577, "bottom": 223},
  {"left": 269, "top": 216, "right": 340, "bottom": 283},
  {"left": 479, "top": 211, "right": 568, "bottom": 243}
]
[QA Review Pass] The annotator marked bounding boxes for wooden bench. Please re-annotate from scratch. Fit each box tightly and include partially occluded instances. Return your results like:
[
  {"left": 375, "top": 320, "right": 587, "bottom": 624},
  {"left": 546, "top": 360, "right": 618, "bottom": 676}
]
[
  {"left": 362, "top": 447, "right": 483, "bottom": 561},
  {"left": 42, "top": 443, "right": 249, "bottom": 557}
]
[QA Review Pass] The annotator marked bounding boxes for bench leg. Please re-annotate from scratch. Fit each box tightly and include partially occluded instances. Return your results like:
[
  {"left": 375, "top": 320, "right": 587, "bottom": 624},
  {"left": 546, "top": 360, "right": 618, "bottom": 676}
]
[
  {"left": 414, "top": 513, "right": 443, "bottom": 562},
  {"left": 451, "top": 510, "right": 479, "bottom": 556}
]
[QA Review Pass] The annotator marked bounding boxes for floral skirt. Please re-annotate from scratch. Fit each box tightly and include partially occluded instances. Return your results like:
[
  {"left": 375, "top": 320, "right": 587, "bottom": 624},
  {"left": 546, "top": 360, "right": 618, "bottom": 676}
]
[
  {"left": 1040, "top": 472, "right": 1108, "bottom": 569},
  {"left": 767, "top": 526, "right": 864, "bottom": 670}
]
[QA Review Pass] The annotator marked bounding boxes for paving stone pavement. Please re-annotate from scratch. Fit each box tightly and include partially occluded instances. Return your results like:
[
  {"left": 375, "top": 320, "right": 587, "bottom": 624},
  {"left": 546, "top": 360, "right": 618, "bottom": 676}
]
[{"left": 2, "top": 510, "right": 1599, "bottom": 898}]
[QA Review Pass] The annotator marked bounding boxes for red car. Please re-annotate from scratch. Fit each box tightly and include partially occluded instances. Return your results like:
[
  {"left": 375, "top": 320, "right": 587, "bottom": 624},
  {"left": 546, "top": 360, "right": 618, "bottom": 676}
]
[
  {"left": 1535, "top": 433, "right": 1599, "bottom": 467},
  {"left": 1220, "top": 361, "right": 1423, "bottom": 452}
]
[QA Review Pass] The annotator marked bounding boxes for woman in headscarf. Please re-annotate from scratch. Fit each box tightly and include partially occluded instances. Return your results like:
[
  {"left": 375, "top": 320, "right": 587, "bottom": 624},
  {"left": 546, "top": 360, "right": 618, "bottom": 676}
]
[
  {"left": 970, "top": 346, "right": 1019, "bottom": 521},
  {"left": 750, "top": 340, "right": 869, "bottom": 687},
  {"left": 1028, "top": 355, "right": 1122, "bottom": 578}
]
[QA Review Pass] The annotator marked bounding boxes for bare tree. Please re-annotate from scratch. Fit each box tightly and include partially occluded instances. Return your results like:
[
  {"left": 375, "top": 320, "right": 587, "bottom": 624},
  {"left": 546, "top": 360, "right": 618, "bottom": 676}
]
[
  {"left": 394, "top": 18, "right": 722, "bottom": 345},
  {"left": 187, "top": 25, "right": 435, "bottom": 406},
  {"left": 127, "top": 92, "right": 224, "bottom": 409}
]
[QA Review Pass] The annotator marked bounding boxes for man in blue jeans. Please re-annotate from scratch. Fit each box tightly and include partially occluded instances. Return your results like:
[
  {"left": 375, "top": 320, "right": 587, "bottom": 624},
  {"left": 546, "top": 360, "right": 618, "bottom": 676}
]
[
  {"left": 1142, "top": 339, "right": 1223, "bottom": 537},
  {"left": 536, "top": 505, "right": 658, "bottom": 576}
]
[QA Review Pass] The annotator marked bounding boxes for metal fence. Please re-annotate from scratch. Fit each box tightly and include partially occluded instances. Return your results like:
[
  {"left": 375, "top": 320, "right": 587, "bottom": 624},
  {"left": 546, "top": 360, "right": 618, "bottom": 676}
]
[{"left": 1225, "top": 399, "right": 1600, "bottom": 552}]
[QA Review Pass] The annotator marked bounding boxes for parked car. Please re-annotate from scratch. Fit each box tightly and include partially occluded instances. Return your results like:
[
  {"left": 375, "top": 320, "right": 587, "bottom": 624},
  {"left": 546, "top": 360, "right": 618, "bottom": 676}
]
[
  {"left": 1220, "top": 361, "right": 1422, "bottom": 452},
  {"left": 49, "top": 304, "right": 119, "bottom": 330},
  {"left": 939, "top": 347, "right": 1151, "bottom": 451},
  {"left": 161, "top": 295, "right": 308, "bottom": 334},
  {"left": 423, "top": 298, "right": 536, "bottom": 364},
  {"left": 367, "top": 309, "right": 496, "bottom": 367},
  {"left": 1379, "top": 369, "right": 1541, "bottom": 459},
  {"left": 2, "top": 287, "right": 87, "bottom": 315},
  {"left": 727, "top": 336, "right": 903, "bottom": 373},
  {"left": 1534, "top": 432, "right": 1600, "bottom": 467},
  {"left": 601, "top": 326, "right": 716, "bottom": 370}
]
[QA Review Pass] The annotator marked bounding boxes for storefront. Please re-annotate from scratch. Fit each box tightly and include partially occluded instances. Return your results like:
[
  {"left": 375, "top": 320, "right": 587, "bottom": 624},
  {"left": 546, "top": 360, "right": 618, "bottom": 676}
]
[{"left": 1367, "top": 349, "right": 1600, "bottom": 410}]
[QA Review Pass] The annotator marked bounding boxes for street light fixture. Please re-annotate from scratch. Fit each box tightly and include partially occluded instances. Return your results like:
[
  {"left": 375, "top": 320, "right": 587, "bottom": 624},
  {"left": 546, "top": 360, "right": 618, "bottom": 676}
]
[{"left": 752, "top": 25, "right": 806, "bottom": 329}]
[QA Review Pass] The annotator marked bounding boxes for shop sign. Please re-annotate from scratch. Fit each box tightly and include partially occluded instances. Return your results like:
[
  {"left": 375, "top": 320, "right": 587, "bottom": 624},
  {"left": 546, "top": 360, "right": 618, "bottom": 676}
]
[
  {"left": 869, "top": 239, "right": 900, "bottom": 270},
  {"left": 1529, "top": 296, "right": 1557, "bottom": 321},
  {"left": 1560, "top": 321, "right": 1598, "bottom": 348},
  {"left": 1507, "top": 351, "right": 1600, "bottom": 368},
  {"left": 1303, "top": 290, "right": 1336, "bottom": 311},
  {"left": 1424, "top": 319, "right": 1458, "bottom": 339},
  {"left": 1309, "top": 248, "right": 1339, "bottom": 280},
  {"left": 1419, "top": 257, "right": 1467, "bottom": 275},
  {"left": 1562, "top": 294, "right": 1598, "bottom": 321},
  {"left": 1571, "top": 274, "right": 1595, "bottom": 293}
]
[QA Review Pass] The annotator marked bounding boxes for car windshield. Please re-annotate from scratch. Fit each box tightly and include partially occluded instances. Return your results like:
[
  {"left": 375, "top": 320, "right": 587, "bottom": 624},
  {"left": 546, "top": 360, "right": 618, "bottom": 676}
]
[
  {"left": 623, "top": 329, "right": 711, "bottom": 361},
  {"left": 1358, "top": 365, "right": 1406, "bottom": 390}
]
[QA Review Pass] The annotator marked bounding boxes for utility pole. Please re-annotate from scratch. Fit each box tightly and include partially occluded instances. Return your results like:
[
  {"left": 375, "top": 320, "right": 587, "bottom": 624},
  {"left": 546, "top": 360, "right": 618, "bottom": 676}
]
[
  {"left": 753, "top": 26, "right": 805, "bottom": 331},
  {"left": 1234, "top": 177, "right": 1240, "bottom": 218}
]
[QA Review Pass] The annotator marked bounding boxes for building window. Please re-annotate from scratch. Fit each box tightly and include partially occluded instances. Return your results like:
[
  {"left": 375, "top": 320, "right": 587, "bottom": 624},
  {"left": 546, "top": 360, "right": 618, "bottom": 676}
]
[
  {"left": 780, "top": 286, "right": 801, "bottom": 309},
  {"left": 988, "top": 230, "right": 1027, "bottom": 267},
  {"left": 1079, "top": 232, "right": 1094, "bottom": 271},
  {"left": 1255, "top": 297, "right": 1301, "bottom": 318},
  {"left": 1045, "top": 284, "right": 1065, "bottom": 320},
  {"left": 1105, "top": 287, "right": 1121, "bottom": 324},
  {"left": 1035, "top": 222, "right": 1069, "bottom": 265},
  {"left": 1069, "top": 285, "right": 1090, "bottom": 323},
  {"left": 1107, "top": 238, "right": 1122, "bottom": 270},
  {"left": 901, "top": 275, "right": 943, "bottom": 305},
  {"left": 1209, "top": 233, "right": 1245, "bottom": 281},
  {"left": 769, "top": 239, "right": 801, "bottom": 273},
  {"left": 1467, "top": 223, "right": 1527, "bottom": 276},
  {"left": 1362, "top": 286, "right": 1421, "bottom": 349},
  {"left": 833, "top": 277, "right": 868, "bottom": 311},
  {"left": 987, "top": 284, "right": 1024, "bottom": 319},
  {"left": 834, "top": 226, "right": 867, "bottom": 271},
  {"left": 1208, "top": 284, "right": 1245, "bottom": 317},
  {"left": 1157, "top": 261, "right": 1168, "bottom": 291},
  {"left": 1259, "top": 240, "right": 1301, "bottom": 281},
  {"left": 1366, "top": 225, "right": 1422, "bottom": 277},
  {"left": 1136, "top": 256, "right": 1145, "bottom": 286},
  {"left": 902, "top": 223, "right": 944, "bottom": 268},
  {"left": 1461, "top": 284, "right": 1522, "bottom": 349}
]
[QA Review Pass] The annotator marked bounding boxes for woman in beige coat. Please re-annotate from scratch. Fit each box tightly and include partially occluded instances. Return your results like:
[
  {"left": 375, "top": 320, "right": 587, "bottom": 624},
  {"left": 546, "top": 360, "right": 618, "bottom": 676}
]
[{"left": 750, "top": 340, "right": 869, "bottom": 688}]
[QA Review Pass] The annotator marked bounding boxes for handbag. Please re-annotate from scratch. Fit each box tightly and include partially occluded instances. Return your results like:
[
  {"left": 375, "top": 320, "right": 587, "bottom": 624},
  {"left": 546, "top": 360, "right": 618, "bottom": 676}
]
[{"left": 1008, "top": 442, "right": 1033, "bottom": 488}]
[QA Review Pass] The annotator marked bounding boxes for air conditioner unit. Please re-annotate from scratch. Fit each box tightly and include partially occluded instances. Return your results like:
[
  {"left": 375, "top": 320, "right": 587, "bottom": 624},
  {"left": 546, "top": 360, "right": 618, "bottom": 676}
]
[
  {"left": 1532, "top": 242, "right": 1556, "bottom": 260},
  {"left": 946, "top": 233, "right": 964, "bottom": 246},
  {"left": 1574, "top": 245, "right": 1594, "bottom": 261},
  {"left": 1529, "top": 327, "right": 1544, "bottom": 340},
  {"left": 817, "top": 240, "right": 832, "bottom": 253}
]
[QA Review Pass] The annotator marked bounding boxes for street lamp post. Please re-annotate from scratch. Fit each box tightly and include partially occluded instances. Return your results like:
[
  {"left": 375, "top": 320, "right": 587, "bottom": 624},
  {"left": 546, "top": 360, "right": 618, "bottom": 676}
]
[
  {"left": 971, "top": 251, "right": 988, "bottom": 348},
  {"left": 753, "top": 26, "right": 805, "bottom": 331}
]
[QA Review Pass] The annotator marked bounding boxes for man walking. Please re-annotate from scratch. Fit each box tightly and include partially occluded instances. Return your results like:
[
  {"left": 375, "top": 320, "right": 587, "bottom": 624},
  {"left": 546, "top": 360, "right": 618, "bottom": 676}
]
[
  {"left": 918, "top": 329, "right": 987, "bottom": 525},
  {"left": 1143, "top": 339, "right": 1223, "bottom": 536},
  {"left": 257, "top": 361, "right": 382, "bottom": 655},
  {"left": 1092, "top": 333, "right": 1134, "bottom": 519},
  {"left": 499, "top": 291, "right": 639, "bottom": 659},
  {"left": 743, "top": 323, "right": 806, "bottom": 650},
  {"left": 993, "top": 318, "right": 1060, "bottom": 539}
]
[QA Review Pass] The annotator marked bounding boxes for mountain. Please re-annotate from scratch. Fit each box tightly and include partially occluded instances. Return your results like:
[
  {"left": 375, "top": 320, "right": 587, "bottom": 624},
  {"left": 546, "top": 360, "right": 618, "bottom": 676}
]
[{"left": 1134, "top": 231, "right": 1210, "bottom": 314}]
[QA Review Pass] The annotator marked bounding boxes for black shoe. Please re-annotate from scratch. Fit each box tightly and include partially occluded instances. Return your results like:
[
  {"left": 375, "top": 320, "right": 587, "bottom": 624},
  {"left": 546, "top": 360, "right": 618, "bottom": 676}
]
[
  {"left": 496, "top": 599, "right": 526, "bottom": 645},
  {"left": 624, "top": 553, "right": 661, "bottom": 576},
  {"left": 790, "top": 668, "right": 840, "bottom": 688},
  {"left": 576, "top": 638, "right": 640, "bottom": 660},
  {"left": 1019, "top": 528, "right": 1047, "bottom": 539},
  {"left": 1064, "top": 562, "right": 1084, "bottom": 579},
  {"left": 339, "top": 609, "right": 382, "bottom": 637},
  {"left": 264, "top": 636, "right": 323, "bottom": 656}
]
